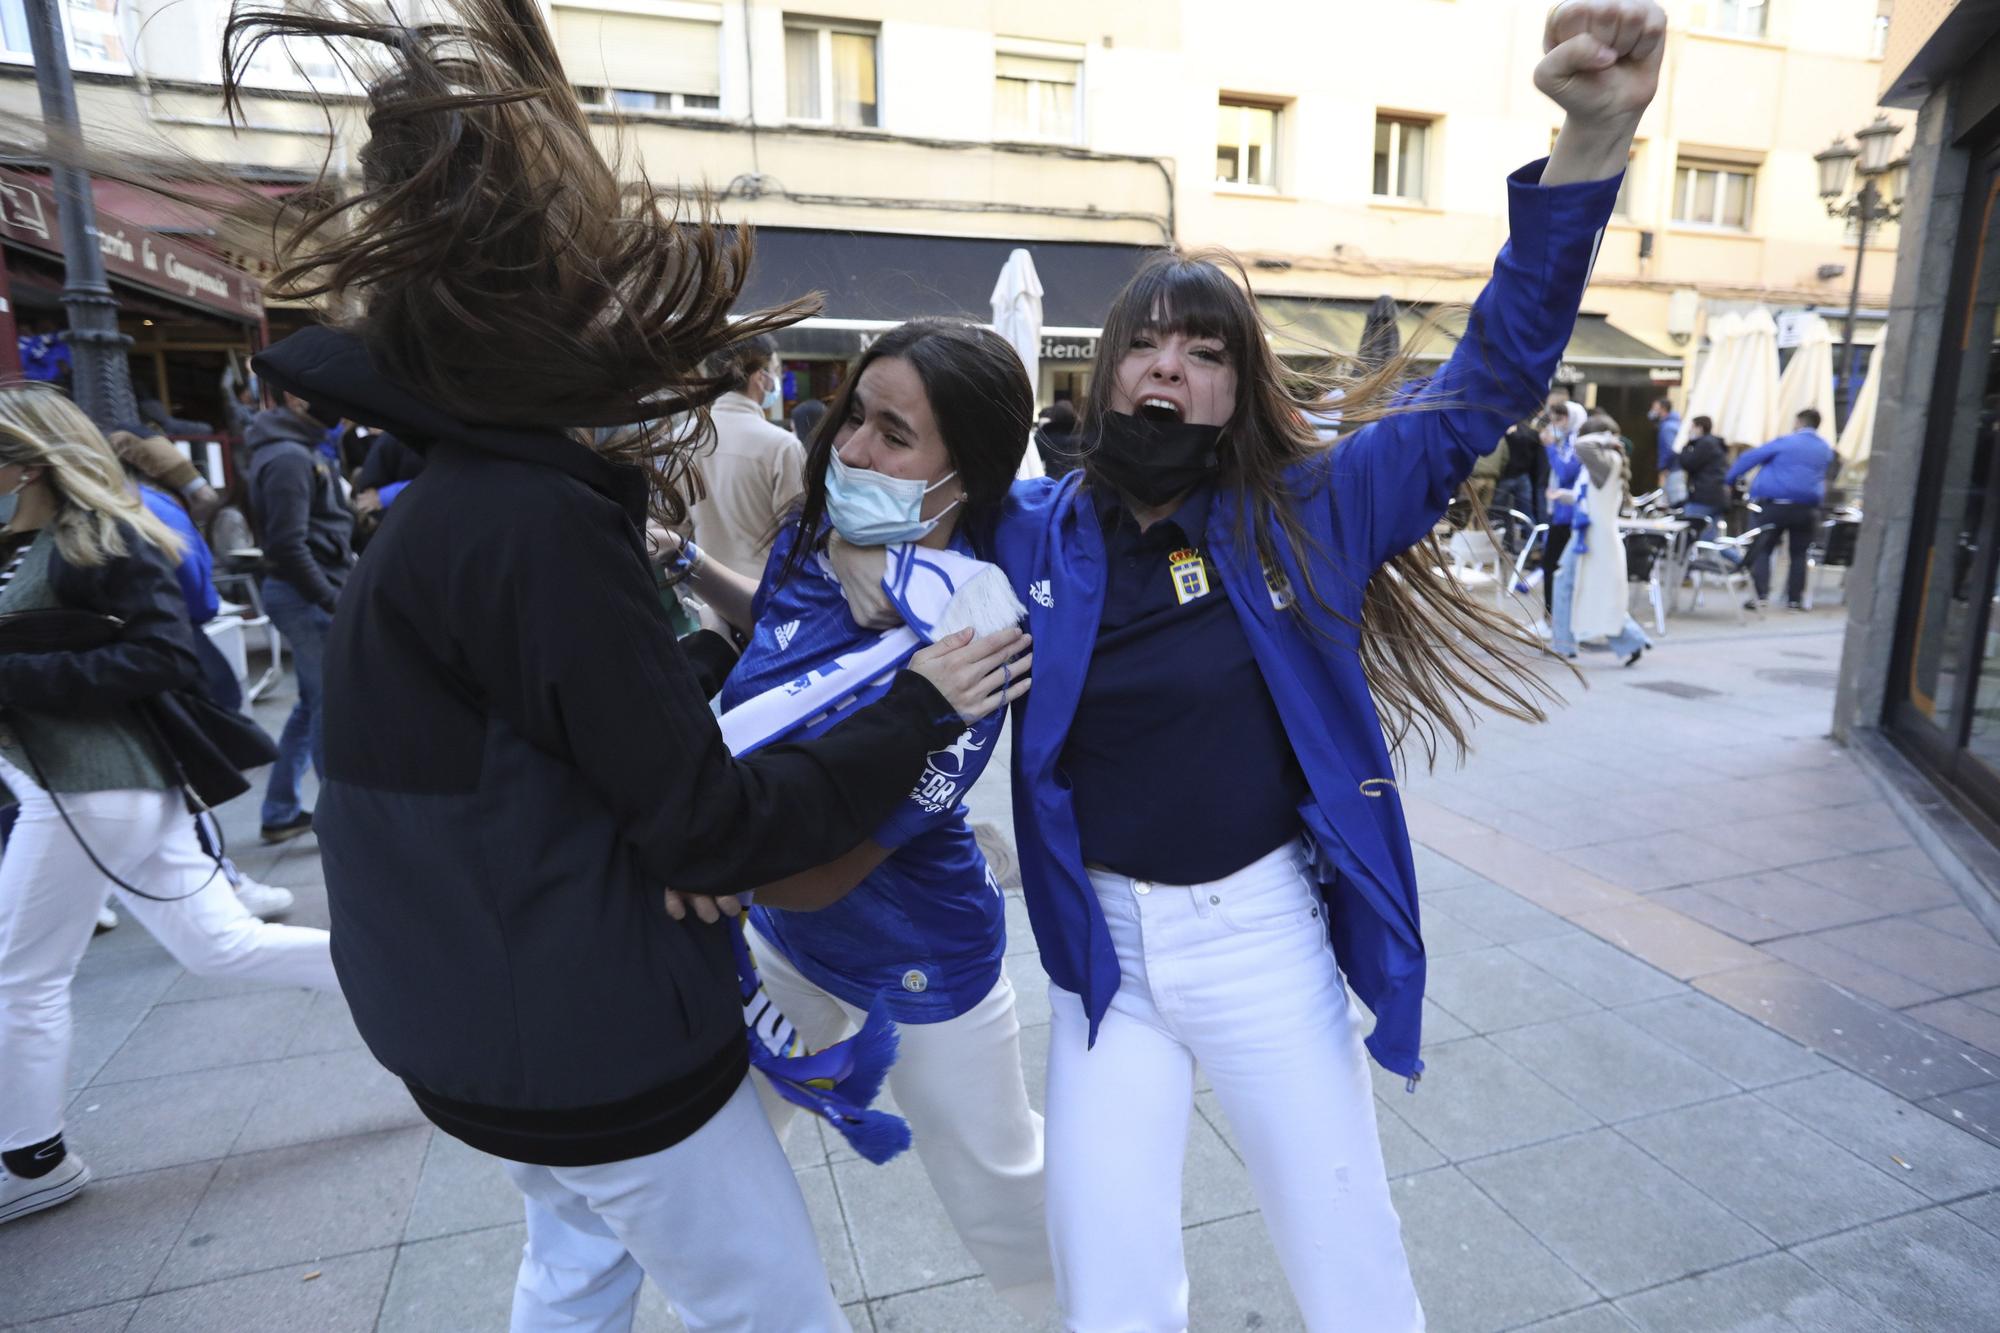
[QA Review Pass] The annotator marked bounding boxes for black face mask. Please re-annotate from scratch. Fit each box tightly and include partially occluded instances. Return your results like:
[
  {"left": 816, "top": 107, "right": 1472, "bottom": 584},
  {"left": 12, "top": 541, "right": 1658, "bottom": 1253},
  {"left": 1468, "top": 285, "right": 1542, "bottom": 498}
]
[{"left": 1088, "top": 411, "right": 1224, "bottom": 507}]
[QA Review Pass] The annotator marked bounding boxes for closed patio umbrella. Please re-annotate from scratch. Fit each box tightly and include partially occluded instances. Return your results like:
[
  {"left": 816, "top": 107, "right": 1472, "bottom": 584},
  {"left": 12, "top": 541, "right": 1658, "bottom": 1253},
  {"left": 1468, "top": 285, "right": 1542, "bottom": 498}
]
[
  {"left": 990, "top": 248, "right": 1047, "bottom": 480},
  {"left": 1776, "top": 313, "right": 1838, "bottom": 435}
]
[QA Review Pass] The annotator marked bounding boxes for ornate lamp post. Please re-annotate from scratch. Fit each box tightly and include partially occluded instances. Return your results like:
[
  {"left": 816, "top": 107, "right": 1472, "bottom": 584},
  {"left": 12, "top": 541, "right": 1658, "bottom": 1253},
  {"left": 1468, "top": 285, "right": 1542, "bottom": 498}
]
[
  {"left": 1814, "top": 115, "right": 1905, "bottom": 432},
  {"left": 21, "top": 0, "right": 137, "bottom": 430}
]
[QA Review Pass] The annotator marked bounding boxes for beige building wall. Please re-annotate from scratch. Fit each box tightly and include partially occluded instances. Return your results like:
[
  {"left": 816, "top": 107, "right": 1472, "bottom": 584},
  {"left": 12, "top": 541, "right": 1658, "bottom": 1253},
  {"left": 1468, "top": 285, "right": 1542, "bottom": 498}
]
[{"left": 2, "top": 0, "right": 1909, "bottom": 371}]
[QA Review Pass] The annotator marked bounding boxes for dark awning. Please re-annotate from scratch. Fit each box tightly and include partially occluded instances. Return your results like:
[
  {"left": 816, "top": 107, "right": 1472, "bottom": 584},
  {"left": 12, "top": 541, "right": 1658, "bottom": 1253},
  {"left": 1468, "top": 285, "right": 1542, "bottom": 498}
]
[
  {"left": 736, "top": 227, "right": 1157, "bottom": 356},
  {"left": 1256, "top": 296, "right": 1679, "bottom": 387}
]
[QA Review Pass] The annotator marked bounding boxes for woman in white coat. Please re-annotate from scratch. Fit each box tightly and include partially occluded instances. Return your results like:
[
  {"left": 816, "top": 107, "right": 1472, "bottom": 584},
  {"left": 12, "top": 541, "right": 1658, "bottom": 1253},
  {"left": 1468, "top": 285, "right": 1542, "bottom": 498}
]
[{"left": 1550, "top": 412, "right": 1652, "bottom": 665}]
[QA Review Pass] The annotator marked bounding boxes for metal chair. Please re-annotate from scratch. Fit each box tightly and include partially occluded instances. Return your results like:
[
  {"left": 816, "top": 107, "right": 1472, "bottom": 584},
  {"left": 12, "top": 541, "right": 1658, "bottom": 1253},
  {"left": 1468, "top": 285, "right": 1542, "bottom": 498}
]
[
  {"left": 1623, "top": 529, "right": 1674, "bottom": 635},
  {"left": 212, "top": 547, "right": 284, "bottom": 703},
  {"left": 1497, "top": 508, "right": 1551, "bottom": 606},
  {"left": 1802, "top": 515, "right": 1862, "bottom": 610},
  {"left": 1684, "top": 525, "right": 1767, "bottom": 621}
]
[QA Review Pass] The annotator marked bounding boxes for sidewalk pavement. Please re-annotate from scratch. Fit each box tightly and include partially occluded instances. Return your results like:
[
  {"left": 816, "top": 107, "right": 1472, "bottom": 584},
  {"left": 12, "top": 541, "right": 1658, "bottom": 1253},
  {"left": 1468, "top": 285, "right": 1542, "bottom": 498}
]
[{"left": 4, "top": 598, "right": 2000, "bottom": 1331}]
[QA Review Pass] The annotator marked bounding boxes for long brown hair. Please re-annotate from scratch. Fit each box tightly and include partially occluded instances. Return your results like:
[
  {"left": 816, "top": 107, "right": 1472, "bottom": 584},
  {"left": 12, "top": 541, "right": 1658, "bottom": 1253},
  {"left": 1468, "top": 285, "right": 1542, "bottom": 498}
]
[
  {"left": 1081, "top": 249, "right": 1563, "bottom": 768},
  {"left": 207, "top": 0, "right": 815, "bottom": 525}
]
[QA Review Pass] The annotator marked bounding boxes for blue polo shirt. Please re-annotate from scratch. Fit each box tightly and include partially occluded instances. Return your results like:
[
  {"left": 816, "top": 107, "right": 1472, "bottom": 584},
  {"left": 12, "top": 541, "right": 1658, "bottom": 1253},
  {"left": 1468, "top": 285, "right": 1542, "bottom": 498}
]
[
  {"left": 725, "top": 526, "right": 1007, "bottom": 1023},
  {"left": 1060, "top": 483, "right": 1309, "bottom": 884}
]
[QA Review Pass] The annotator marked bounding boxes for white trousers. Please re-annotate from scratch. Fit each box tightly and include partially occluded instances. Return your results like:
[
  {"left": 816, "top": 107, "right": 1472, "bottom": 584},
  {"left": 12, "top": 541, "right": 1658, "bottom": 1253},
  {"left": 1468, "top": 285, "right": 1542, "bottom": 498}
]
[
  {"left": 503, "top": 1075, "right": 850, "bottom": 1333},
  {"left": 746, "top": 920, "right": 1053, "bottom": 1318},
  {"left": 1046, "top": 841, "right": 1424, "bottom": 1333},
  {"left": 0, "top": 752, "right": 338, "bottom": 1151}
]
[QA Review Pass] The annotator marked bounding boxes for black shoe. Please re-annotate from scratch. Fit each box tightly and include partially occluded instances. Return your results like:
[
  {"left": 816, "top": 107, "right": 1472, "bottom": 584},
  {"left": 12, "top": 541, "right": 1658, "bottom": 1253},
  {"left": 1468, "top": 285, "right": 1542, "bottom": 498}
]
[
  {"left": 1785, "top": 600, "right": 1806, "bottom": 612},
  {"left": 260, "top": 812, "right": 314, "bottom": 845},
  {"left": 1743, "top": 597, "right": 1768, "bottom": 612},
  {"left": 1623, "top": 645, "right": 1646, "bottom": 668}
]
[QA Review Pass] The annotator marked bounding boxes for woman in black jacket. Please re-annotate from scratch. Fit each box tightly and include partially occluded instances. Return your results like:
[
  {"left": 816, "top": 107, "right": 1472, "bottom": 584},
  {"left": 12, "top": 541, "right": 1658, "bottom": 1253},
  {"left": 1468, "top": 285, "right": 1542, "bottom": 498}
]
[
  {"left": 219, "top": 3, "right": 1028, "bottom": 1329},
  {"left": 0, "top": 385, "right": 338, "bottom": 1227}
]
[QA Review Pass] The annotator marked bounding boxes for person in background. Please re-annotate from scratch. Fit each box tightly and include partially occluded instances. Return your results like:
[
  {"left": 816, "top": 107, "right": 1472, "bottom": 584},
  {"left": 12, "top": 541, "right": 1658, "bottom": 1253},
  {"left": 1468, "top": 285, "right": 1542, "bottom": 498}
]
[
  {"left": 244, "top": 394, "right": 353, "bottom": 843},
  {"left": 0, "top": 386, "right": 337, "bottom": 1228},
  {"left": 1034, "top": 400, "right": 1081, "bottom": 475},
  {"left": 349, "top": 431, "right": 425, "bottom": 548},
  {"left": 1726, "top": 407, "right": 1838, "bottom": 611},
  {"left": 1542, "top": 413, "right": 1583, "bottom": 619},
  {"left": 126, "top": 466, "right": 299, "bottom": 923},
  {"left": 1649, "top": 393, "right": 1681, "bottom": 482},
  {"left": 106, "top": 429, "right": 222, "bottom": 526},
  {"left": 791, "top": 396, "right": 827, "bottom": 444},
  {"left": 1550, "top": 412, "right": 1652, "bottom": 666},
  {"left": 687, "top": 334, "right": 806, "bottom": 580},
  {"left": 1495, "top": 415, "right": 1551, "bottom": 539},
  {"left": 1677, "top": 414, "right": 1730, "bottom": 540},
  {"left": 16, "top": 321, "right": 70, "bottom": 387}
]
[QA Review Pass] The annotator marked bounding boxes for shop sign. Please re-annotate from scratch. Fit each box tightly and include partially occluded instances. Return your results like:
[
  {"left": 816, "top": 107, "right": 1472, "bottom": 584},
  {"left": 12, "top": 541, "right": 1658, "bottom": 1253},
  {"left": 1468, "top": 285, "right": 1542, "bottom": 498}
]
[
  {"left": 1040, "top": 335, "right": 1098, "bottom": 362},
  {"left": 0, "top": 168, "right": 263, "bottom": 321}
]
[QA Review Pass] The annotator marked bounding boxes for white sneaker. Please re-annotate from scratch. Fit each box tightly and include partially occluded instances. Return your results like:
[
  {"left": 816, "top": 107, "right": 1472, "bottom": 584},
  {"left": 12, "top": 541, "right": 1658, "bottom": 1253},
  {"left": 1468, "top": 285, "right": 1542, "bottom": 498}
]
[
  {"left": 1529, "top": 618, "right": 1553, "bottom": 641},
  {"left": 94, "top": 905, "right": 118, "bottom": 933},
  {"left": 234, "top": 877, "right": 295, "bottom": 920},
  {"left": 0, "top": 1151, "right": 90, "bottom": 1225}
]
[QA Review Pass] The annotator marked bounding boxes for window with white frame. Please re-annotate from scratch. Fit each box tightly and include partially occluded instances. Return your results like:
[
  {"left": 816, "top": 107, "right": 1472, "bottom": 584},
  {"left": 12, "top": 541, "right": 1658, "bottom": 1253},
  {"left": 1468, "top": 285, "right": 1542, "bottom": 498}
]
[
  {"left": 995, "top": 51, "right": 1079, "bottom": 143},
  {"left": 785, "top": 18, "right": 878, "bottom": 127},
  {"left": 1, "top": 0, "right": 34, "bottom": 57},
  {"left": 555, "top": 7, "right": 722, "bottom": 114},
  {"left": 1674, "top": 161, "right": 1757, "bottom": 230},
  {"left": 1373, "top": 115, "right": 1433, "bottom": 202},
  {"left": 1216, "top": 99, "right": 1280, "bottom": 189},
  {"left": 1871, "top": 0, "right": 1893, "bottom": 59},
  {"left": 63, "top": 0, "right": 125, "bottom": 65},
  {"left": 1709, "top": 0, "right": 1767, "bottom": 38},
  {"left": 243, "top": 0, "right": 354, "bottom": 86}
]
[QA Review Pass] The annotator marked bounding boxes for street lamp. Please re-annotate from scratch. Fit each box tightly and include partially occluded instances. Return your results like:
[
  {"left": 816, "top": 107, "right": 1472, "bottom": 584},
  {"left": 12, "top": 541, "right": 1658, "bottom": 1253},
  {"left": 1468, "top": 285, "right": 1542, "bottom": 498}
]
[
  {"left": 1814, "top": 116, "right": 1904, "bottom": 433},
  {"left": 20, "top": 0, "right": 137, "bottom": 431}
]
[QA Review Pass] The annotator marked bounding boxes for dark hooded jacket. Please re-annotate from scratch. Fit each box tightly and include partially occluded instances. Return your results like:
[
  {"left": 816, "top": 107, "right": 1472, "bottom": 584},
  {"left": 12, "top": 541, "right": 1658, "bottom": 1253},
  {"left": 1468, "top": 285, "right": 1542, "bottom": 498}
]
[
  {"left": 252, "top": 326, "right": 965, "bottom": 1166},
  {"left": 244, "top": 407, "right": 354, "bottom": 610}
]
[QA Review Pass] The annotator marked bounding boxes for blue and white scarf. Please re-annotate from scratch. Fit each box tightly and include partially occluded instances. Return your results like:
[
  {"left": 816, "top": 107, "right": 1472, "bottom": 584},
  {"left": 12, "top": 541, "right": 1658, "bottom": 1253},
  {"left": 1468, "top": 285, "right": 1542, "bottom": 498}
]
[{"left": 716, "top": 542, "right": 1024, "bottom": 1163}]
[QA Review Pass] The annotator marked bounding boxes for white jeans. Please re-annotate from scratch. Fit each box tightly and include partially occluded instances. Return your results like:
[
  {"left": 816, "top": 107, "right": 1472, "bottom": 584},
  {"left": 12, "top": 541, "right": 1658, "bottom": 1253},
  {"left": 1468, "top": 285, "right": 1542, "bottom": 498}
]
[
  {"left": 1046, "top": 841, "right": 1424, "bottom": 1333},
  {"left": 504, "top": 1076, "right": 850, "bottom": 1333},
  {"left": 0, "top": 752, "right": 338, "bottom": 1151},
  {"left": 747, "top": 920, "right": 1052, "bottom": 1318}
]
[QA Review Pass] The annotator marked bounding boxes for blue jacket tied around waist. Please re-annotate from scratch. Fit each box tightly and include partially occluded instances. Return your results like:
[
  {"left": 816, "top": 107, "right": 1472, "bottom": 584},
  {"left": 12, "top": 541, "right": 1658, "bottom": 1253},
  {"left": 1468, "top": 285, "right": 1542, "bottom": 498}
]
[{"left": 990, "top": 161, "right": 1620, "bottom": 1081}]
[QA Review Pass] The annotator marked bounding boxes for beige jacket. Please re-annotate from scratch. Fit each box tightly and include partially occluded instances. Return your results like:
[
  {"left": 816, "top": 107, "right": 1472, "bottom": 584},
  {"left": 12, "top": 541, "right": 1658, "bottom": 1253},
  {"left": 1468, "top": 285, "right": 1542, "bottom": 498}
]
[{"left": 689, "top": 393, "right": 808, "bottom": 580}]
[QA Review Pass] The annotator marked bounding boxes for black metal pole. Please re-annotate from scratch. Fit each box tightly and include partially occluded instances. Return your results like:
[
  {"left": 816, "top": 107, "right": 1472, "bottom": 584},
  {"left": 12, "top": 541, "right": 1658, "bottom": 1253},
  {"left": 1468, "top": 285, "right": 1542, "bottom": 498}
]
[
  {"left": 22, "top": 0, "right": 135, "bottom": 431},
  {"left": 1837, "top": 180, "right": 1874, "bottom": 435}
]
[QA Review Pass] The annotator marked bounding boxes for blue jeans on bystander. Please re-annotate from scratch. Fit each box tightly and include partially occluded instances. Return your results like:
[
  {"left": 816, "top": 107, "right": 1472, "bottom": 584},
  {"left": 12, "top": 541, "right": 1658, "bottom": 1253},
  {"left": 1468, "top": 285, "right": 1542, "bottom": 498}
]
[{"left": 259, "top": 578, "right": 333, "bottom": 828}]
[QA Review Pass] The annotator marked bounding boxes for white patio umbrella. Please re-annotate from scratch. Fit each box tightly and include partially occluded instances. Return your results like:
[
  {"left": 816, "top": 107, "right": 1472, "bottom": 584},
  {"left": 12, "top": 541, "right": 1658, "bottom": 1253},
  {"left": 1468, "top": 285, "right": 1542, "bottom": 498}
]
[
  {"left": 1837, "top": 337, "right": 1883, "bottom": 475},
  {"left": 991, "top": 248, "right": 1047, "bottom": 480},
  {"left": 1717, "top": 308, "right": 1780, "bottom": 448},
  {"left": 1673, "top": 311, "right": 1742, "bottom": 452},
  {"left": 1776, "top": 313, "right": 1838, "bottom": 435}
]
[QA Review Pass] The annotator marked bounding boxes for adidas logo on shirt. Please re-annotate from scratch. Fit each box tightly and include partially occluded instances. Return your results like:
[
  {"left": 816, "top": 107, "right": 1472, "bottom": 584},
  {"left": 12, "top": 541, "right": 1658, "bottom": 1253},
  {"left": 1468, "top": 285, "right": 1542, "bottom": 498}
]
[
  {"left": 775, "top": 620, "right": 800, "bottom": 651},
  {"left": 1029, "top": 580, "right": 1053, "bottom": 609}
]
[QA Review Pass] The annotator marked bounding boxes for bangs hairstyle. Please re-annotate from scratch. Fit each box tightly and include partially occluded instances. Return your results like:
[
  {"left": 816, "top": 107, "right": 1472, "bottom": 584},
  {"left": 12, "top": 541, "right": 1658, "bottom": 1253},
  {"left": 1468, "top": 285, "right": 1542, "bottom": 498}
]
[
  {"left": 4, "top": 0, "right": 818, "bottom": 527},
  {"left": 0, "top": 383, "right": 185, "bottom": 569},
  {"left": 779, "top": 320, "right": 1031, "bottom": 584},
  {"left": 1082, "top": 247, "right": 1568, "bottom": 769}
]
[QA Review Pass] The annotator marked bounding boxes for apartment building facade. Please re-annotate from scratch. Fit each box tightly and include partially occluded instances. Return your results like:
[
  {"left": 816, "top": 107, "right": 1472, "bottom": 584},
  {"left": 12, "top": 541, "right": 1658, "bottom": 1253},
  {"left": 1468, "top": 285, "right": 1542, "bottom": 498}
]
[{"left": 0, "top": 0, "right": 1902, "bottom": 431}]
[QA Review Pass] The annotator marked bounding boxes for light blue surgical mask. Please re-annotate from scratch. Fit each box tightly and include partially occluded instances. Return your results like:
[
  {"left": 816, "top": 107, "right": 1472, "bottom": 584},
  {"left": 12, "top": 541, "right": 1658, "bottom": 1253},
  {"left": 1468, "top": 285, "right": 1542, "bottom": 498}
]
[
  {"left": 824, "top": 451, "right": 959, "bottom": 546},
  {"left": 0, "top": 475, "right": 26, "bottom": 529},
  {"left": 760, "top": 371, "right": 783, "bottom": 418}
]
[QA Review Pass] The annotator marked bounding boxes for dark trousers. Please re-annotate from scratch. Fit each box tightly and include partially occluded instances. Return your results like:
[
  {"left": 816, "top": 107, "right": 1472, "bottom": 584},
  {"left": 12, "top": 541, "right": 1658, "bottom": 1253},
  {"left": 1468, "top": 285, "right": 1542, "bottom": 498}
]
[
  {"left": 1747, "top": 503, "right": 1820, "bottom": 604},
  {"left": 1542, "top": 523, "right": 1572, "bottom": 612}
]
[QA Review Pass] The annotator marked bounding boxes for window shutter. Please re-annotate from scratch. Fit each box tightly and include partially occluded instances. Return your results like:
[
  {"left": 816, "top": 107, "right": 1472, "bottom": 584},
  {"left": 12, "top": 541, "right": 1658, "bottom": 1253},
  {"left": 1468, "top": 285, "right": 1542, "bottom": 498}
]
[{"left": 554, "top": 9, "right": 721, "bottom": 98}]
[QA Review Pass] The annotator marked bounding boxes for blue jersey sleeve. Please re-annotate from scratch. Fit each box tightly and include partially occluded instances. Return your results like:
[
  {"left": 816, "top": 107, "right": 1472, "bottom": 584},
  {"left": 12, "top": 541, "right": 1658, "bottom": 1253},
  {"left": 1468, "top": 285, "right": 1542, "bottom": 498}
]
[
  {"left": 1317, "top": 161, "right": 1621, "bottom": 570},
  {"left": 870, "top": 705, "right": 1004, "bottom": 850}
]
